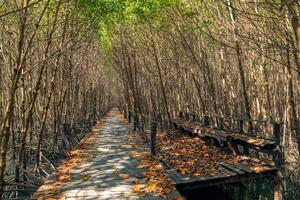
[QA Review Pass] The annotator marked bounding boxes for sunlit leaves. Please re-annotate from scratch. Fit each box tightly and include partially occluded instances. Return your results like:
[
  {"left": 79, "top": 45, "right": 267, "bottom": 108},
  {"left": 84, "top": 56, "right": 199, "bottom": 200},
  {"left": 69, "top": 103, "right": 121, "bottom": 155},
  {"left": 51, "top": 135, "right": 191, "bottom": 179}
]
[
  {"left": 127, "top": 132, "right": 180, "bottom": 199},
  {"left": 35, "top": 120, "right": 101, "bottom": 199},
  {"left": 77, "top": 0, "right": 178, "bottom": 24},
  {"left": 158, "top": 130, "right": 240, "bottom": 177},
  {"left": 133, "top": 152, "right": 177, "bottom": 198}
]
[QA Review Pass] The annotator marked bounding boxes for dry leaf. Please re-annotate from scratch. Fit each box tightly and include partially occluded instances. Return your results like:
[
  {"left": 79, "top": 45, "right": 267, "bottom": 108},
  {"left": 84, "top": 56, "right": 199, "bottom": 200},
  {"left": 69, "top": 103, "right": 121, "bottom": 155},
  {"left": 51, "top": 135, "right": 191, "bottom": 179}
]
[
  {"left": 147, "top": 181, "right": 158, "bottom": 193},
  {"left": 119, "top": 173, "right": 130, "bottom": 179}
]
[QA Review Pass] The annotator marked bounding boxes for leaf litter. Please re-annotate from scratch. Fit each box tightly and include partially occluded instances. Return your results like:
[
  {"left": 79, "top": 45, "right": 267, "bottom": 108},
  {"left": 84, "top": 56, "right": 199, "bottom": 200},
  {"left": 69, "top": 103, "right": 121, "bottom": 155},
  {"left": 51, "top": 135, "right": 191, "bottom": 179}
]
[
  {"left": 35, "top": 118, "right": 107, "bottom": 200},
  {"left": 126, "top": 132, "right": 182, "bottom": 199}
]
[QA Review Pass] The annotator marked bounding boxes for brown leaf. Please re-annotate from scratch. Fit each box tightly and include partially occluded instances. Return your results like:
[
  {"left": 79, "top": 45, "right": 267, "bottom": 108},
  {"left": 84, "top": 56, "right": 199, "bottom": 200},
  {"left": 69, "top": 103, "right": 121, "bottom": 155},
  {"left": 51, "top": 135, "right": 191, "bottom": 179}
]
[{"left": 119, "top": 173, "right": 130, "bottom": 179}]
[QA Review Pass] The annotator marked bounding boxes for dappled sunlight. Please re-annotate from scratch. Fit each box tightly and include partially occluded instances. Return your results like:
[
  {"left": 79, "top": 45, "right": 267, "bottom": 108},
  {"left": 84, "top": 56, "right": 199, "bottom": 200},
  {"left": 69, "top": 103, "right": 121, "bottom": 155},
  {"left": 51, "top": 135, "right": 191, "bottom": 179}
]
[
  {"left": 33, "top": 111, "right": 178, "bottom": 200},
  {"left": 96, "top": 147, "right": 115, "bottom": 152}
]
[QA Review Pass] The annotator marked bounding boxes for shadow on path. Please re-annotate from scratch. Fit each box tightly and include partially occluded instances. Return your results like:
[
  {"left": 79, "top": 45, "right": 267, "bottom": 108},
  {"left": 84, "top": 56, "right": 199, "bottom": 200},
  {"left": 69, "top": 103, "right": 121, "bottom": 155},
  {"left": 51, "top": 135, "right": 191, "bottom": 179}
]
[{"left": 34, "top": 110, "right": 164, "bottom": 200}]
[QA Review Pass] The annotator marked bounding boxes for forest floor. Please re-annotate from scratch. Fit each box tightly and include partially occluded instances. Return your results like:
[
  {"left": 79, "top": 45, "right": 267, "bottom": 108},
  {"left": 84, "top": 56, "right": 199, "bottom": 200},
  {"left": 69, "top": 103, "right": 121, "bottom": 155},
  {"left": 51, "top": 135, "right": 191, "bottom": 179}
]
[{"left": 33, "top": 110, "right": 182, "bottom": 200}]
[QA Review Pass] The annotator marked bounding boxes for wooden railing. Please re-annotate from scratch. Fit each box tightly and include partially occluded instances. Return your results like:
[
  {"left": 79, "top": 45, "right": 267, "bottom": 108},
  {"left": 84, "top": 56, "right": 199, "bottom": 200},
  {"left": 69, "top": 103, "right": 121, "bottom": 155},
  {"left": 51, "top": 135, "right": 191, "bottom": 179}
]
[
  {"left": 175, "top": 111, "right": 284, "bottom": 169},
  {"left": 178, "top": 111, "right": 282, "bottom": 143}
]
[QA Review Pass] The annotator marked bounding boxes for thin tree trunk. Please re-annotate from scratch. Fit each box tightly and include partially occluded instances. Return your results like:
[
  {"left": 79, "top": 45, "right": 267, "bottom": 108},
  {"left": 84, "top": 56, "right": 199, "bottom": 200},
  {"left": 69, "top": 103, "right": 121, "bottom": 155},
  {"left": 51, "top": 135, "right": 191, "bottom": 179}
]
[
  {"left": 17, "top": 0, "right": 60, "bottom": 180},
  {"left": 0, "top": 0, "right": 29, "bottom": 195},
  {"left": 151, "top": 35, "right": 172, "bottom": 128}
]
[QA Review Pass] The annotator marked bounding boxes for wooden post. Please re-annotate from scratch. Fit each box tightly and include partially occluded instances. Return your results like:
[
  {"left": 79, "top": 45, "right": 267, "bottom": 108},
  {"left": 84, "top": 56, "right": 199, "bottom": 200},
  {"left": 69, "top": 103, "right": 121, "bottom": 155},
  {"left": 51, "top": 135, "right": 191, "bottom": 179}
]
[
  {"left": 179, "top": 111, "right": 183, "bottom": 118},
  {"left": 128, "top": 111, "right": 132, "bottom": 122},
  {"left": 156, "top": 113, "right": 163, "bottom": 131},
  {"left": 192, "top": 113, "right": 196, "bottom": 122},
  {"left": 88, "top": 114, "right": 92, "bottom": 129},
  {"left": 273, "top": 123, "right": 283, "bottom": 169},
  {"left": 62, "top": 123, "right": 70, "bottom": 157},
  {"left": 185, "top": 112, "right": 189, "bottom": 120},
  {"left": 133, "top": 115, "right": 138, "bottom": 132},
  {"left": 230, "top": 138, "right": 242, "bottom": 155},
  {"left": 238, "top": 120, "right": 249, "bottom": 154},
  {"left": 204, "top": 116, "right": 210, "bottom": 127},
  {"left": 243, "top": 146, "right": 249, "bottom": 155},
  {"left": 63, "top": 123, "right": 70, "bottom": 138},
  {"left": 150, "top": 121, "right": 157, "bottom": 156},
  {"left": 273, "top": 123, "right": 281, "bottom": 146},
  {"left": 123, "top": 108, "right": 127, "bottom": 118},
  {"left": 272, "top": 122, "right": 284, "bottom": 200},
  {"left": 239, "top": 119, "right": 244, "bottom": 133},
  {"left": 218, "top": 117, "right": 224, "bottom": 129}
]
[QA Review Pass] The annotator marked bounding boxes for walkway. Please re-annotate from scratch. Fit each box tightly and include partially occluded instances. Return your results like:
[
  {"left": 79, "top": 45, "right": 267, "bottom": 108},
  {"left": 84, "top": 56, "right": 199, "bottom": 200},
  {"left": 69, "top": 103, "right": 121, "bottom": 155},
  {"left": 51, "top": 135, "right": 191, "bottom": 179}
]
[{"left": 34, "top": 110, "right": 180, "bottom": 200}]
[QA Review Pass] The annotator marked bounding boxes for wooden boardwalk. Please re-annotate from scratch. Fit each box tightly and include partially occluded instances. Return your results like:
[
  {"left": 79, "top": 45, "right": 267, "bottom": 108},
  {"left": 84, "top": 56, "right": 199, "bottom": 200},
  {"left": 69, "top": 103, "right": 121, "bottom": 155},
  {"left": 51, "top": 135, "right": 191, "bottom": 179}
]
[
  {"left": 123, "top": 109, "right": 281, "bottom": 198},
  {"left": 168, "top": 114, "right": 280, "bottom": 194},
  {"left": 34, "top": 109, "right": 281, "bottom": 200},
  {"left": 33, "top": 110, "right": 181, "bottom": 200}
]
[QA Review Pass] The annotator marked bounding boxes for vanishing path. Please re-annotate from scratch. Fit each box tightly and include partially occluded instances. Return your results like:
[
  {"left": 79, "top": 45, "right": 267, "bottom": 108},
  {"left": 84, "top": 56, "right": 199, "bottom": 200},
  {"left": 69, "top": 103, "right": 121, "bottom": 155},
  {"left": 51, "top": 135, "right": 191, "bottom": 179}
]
[{"left": 34, "top": 110, "right": 173, "bottom": 200}]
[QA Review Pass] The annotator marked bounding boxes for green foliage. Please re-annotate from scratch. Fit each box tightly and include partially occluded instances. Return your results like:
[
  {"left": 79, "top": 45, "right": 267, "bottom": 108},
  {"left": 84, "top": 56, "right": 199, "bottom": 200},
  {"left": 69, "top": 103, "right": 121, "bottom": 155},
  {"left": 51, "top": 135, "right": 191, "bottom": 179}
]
[
  {"left": 77, "top": 0, "right": 179, "bottom": 25},
  {"left": 99, "top": 22, "right": 113, "bottom": 65},
  {"left": 183, "top": 9, "right": 198, "bottom": 19},
  {"left": 77, "top": 0, "right": 179, "bottom": 66}
]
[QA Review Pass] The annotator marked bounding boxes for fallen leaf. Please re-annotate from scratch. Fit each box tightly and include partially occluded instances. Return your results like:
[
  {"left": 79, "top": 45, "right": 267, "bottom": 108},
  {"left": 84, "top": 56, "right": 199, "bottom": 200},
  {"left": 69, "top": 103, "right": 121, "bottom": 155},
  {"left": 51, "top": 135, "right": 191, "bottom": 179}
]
[
  {"left": 119, "top": 173, "right": 130, "bottom": 179},
  {"left": 147, "top": 181, "right": 158, "bottom": 193}
]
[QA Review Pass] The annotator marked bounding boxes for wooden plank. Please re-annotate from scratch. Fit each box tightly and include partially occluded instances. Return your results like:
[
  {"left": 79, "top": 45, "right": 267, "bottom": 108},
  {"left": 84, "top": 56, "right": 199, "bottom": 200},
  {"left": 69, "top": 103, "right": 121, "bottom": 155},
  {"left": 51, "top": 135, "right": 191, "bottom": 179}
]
[
  {"left": 160, "top": 159, "right": 170, "bottom": 169},
  {"left": 173, "top": 122, "right": 178, "bottom": 130},
  {"left": 230, "top": 137, "right": 276, "bottom": 153},
  {"left": 174, "top": 117, "right": 277, "bottom": 150},
  {"left": 198, "top": 129, "right": 227, "bottom": 140},
  {"left": 207, "top": 133, "right": 227, "bottom": 142},
  {"left": 183, "top": 126, "right": 193, "bottom": 134},
  {"left": 193, "top": 122, "right": 277, "bottom": 151},
  {"left": 168, "top": 169, "right": 233, "bottom": 185},
  {"left": 230, "top": 163, "right": 254, "bottom": 174},
  {"left": 219, "top": 162, "right": 245, "bottom": 175},
  {"left": 172, "top": 168, "right": 277, "bottom": 191},
  {"left": 166, "top": 133, "right": 176, "bottom": 141}
]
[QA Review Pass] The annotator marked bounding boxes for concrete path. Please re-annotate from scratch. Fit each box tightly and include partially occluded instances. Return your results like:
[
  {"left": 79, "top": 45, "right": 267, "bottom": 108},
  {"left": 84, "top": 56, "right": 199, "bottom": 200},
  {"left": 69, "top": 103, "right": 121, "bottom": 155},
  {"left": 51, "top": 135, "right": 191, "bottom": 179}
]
[{"left": 34, "top": 110, "right": 170, "bottom": 200}]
